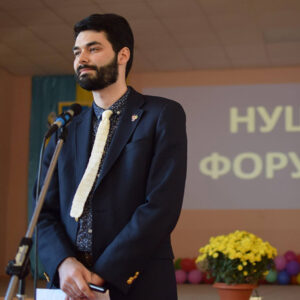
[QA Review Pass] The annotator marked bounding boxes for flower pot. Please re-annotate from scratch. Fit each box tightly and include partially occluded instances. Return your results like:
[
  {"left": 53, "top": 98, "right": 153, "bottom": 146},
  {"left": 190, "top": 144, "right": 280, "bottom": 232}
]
[{"left": 213, "top": 282, "right": 257, "bottom": 300}]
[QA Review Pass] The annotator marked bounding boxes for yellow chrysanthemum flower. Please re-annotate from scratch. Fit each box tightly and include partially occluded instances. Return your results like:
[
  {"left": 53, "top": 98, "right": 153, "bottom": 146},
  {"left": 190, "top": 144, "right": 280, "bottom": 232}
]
[{"left": 196, "top": 230, "right": 277, "bottom": 284}]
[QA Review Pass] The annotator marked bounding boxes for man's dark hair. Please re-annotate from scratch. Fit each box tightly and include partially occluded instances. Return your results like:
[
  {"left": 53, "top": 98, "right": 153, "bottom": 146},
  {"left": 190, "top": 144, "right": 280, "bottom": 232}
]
[{"left": 74, "top": 14, "right": 134, "bottom": 78}]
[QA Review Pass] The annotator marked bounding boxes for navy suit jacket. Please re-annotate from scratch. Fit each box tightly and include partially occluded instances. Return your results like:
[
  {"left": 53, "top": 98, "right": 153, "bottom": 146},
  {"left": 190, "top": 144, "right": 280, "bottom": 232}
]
[{"left": 37, "top": 88, "right": 187, "bottom": 299}]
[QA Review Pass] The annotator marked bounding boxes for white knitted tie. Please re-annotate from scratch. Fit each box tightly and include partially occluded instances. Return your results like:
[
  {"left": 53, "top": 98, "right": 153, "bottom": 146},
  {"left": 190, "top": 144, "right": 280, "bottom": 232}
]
[{"left": 70, "top": 109, "right": 113, "bottom": 221}]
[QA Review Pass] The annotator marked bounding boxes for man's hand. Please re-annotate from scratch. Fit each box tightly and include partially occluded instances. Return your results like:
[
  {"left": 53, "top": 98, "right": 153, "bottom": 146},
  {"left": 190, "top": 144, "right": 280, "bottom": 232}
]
[{"left": 58, "top": 257, "right": 105, "bottom": 300}]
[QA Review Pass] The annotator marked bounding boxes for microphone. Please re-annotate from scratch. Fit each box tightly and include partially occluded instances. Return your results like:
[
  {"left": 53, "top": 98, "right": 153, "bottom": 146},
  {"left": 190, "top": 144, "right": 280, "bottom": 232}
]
[{"left": 45, "top": 103, "right": 82, "bottom": 138}]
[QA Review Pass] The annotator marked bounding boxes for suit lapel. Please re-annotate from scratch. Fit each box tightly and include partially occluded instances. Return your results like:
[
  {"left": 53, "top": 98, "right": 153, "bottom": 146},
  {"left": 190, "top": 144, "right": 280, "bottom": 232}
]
[{"left": 95, "top": 89, "right": 144, "bottom": 188}]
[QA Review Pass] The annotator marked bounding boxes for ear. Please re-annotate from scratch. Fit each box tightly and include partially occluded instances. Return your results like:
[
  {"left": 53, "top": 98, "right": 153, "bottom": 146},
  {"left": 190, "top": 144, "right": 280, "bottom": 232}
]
[{"left": 118, "top": 47, "right": 130, "bottom": 66}]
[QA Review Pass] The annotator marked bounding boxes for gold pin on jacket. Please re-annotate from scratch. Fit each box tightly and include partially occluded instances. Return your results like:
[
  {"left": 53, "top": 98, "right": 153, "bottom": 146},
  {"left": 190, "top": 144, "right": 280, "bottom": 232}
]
[
  {"left": 126, "top": 271, "right": 140, "bottom": 285},
  {"left": 43, "top": 272, "right": 50, "bottom": 282},
  {"left": 131, "top": 114, "right": 138, "bottom": 122}
]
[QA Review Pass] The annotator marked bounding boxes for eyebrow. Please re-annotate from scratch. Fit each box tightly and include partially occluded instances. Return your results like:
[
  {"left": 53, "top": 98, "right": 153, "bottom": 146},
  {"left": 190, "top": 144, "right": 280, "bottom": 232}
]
[{"left": 72, "top": 41, "right": 103, "bottom": 52}]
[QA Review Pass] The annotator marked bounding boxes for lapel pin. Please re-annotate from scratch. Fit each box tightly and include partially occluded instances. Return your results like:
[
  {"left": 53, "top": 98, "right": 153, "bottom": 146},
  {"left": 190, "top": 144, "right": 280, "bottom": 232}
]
[{"left": 131, "top": 114, "right": 138, "bottom": 122}]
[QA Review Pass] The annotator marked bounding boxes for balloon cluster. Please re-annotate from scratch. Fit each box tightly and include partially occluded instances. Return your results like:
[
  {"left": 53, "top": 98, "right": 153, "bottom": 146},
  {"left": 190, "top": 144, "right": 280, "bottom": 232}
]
[
  {"left": 175, "top": 251, "right": 300, "bottom": 285},
  {"left": 265, "top": 251, "right": 300, "bottom": 285},
  {"left": 174, "top": 258, "right": 214, "bottom": 284}
]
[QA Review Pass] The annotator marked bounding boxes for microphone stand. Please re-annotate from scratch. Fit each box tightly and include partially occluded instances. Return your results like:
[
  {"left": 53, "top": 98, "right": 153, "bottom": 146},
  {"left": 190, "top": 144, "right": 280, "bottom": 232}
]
[{"left": 5, "top": 128, "right": 68, "bottom": 300}]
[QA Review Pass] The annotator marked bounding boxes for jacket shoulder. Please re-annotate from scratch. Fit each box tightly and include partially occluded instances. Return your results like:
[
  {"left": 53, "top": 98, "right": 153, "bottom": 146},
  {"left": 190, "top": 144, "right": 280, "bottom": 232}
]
[{"left": 130, "top": 87, "right": 184, "bottom": 112}]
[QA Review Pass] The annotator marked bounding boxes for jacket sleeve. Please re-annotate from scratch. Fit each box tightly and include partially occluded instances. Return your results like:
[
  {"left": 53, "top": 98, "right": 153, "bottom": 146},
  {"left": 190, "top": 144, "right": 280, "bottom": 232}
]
[
  {"left": 92, "top": 100, "right": 187, "bottom": 294},
  {"left": 35, "top": 133, "right": 76, "bottom": 287}
]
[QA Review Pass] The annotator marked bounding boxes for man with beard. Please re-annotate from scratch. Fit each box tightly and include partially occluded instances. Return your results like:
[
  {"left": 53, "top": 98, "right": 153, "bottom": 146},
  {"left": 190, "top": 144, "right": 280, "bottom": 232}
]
[{"left": 37, "top": 14, "right": 187, "bottom": 300}]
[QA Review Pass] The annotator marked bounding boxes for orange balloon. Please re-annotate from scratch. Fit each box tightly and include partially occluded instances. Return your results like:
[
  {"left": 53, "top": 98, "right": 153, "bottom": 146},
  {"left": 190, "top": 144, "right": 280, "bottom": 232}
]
[{"left": 291, "top": 275, "right": 298, "bottom": 284}]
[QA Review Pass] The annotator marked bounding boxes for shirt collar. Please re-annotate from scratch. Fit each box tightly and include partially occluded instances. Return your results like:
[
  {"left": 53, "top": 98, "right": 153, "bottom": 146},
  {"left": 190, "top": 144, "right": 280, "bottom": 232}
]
[{"left": 92, "top": 87, "right": 130, "bottom": 120}]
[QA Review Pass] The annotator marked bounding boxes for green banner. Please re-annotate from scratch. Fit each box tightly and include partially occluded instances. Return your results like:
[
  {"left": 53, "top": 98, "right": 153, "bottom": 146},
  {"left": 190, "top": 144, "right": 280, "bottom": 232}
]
[{"left": 28, "top": 75, "right": 76, "bottom": 277}]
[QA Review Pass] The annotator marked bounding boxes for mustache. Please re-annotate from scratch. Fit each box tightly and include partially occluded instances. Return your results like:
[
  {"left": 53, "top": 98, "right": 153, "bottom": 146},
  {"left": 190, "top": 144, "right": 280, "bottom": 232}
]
[{"left": 77, "top": 64, "right": 98, "bottom": 73}]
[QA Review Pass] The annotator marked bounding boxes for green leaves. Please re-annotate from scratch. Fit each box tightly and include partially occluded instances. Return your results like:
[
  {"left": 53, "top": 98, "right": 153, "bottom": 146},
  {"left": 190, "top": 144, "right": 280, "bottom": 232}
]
[{"left": 205, "top": 252, "right": 274, "bottom": 284}]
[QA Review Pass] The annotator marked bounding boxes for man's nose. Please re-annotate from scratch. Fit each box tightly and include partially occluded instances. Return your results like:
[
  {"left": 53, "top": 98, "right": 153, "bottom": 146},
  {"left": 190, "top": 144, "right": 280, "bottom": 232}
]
[{"left": 78, "top": 50, "right": 89, "bottom": 64}]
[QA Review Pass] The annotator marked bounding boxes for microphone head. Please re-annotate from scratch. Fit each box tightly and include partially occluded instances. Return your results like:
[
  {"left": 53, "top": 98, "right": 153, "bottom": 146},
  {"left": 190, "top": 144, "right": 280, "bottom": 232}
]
[{"left": 69, "top": 103, "right": 82, "bottom": 116}]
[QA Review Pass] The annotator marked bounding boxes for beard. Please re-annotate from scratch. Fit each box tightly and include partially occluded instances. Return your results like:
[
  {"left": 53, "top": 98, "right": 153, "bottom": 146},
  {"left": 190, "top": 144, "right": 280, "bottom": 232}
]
[{"left": 75, "top": 55, "right": 119, "bottom": 91}]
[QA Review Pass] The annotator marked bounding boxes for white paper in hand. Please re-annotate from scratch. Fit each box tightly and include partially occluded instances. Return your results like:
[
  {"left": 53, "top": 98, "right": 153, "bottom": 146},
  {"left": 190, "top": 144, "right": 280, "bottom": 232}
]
[{"left": 36, "top": 288, "right": 110, "bottom": 300}]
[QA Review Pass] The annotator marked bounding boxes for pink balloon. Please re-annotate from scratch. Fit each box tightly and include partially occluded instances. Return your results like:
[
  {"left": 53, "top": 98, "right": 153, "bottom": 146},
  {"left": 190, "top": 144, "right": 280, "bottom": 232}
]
[
  {"left": 285, "top": 251, "right": 297, "bottom": 262},
  {"left": 187, "top": 270, "right": 203, "bottom": 284},
  {"left": 275, "top": 255, "right": 287, "bottom": 271},
  {"left": 175, "top": 270, "right": 187, "bottom": 284}
]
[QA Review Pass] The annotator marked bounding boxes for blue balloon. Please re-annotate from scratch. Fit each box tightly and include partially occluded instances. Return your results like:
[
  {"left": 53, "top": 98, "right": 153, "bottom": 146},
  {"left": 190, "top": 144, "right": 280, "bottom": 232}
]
[{"left": 277, "top": 270, "right": 291, "bottom": 285}]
